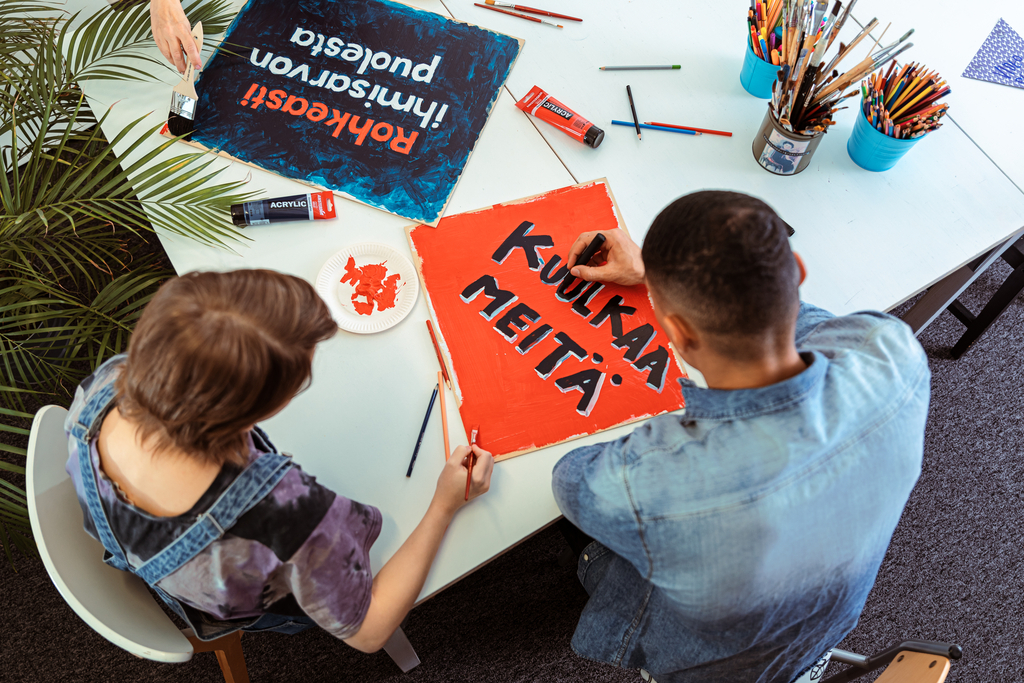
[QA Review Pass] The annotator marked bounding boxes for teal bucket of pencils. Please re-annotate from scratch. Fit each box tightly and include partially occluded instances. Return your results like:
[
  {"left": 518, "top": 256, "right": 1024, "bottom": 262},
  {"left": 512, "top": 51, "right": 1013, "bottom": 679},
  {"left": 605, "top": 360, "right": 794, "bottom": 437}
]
[
  {"left": 846, "top": 64, "right": 949, "bottom": 172},
  {"left": 740, "top": 40, "right": 779, "bottom": 99},
  {"left": 847, "top": 107, "right": 922, "bottom": 172}
]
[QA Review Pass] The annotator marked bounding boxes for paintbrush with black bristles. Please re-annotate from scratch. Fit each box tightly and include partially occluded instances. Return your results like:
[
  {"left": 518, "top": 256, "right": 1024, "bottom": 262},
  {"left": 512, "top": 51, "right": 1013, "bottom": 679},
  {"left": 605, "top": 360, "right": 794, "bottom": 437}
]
[{"left": 167, "top": 22, "right": 204, "bottom": 139}]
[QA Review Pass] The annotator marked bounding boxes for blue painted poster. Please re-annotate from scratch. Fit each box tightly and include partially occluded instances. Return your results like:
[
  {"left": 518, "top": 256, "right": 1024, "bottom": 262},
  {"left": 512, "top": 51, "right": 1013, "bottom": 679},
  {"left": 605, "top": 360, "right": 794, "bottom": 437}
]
[{"left": 190, "top": 0, "right": 523, "bottom": 224}]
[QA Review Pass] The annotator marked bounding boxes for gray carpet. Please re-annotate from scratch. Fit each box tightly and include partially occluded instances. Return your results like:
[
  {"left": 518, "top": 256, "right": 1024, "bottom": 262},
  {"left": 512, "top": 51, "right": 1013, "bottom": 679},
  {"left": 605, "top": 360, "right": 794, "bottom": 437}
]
[{"left": 2, "top": 259, "right": 1020, "bottom": 683}]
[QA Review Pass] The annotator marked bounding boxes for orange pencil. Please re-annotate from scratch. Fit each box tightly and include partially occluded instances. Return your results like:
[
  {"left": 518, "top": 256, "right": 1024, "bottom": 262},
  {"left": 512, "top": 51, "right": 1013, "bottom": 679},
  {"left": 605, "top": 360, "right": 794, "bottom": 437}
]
[
  {"left": 465, "top": 427, "right": 479, "bottom": 501},
  {"left": 438, "top": 370, "right": 450, "bottom": 460}
]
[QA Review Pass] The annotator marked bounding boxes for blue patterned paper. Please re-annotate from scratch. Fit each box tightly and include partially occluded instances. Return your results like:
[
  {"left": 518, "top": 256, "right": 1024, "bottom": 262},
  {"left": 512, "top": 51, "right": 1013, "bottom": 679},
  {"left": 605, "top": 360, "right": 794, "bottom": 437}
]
[
  {"left": 963, "top": 18, "right": 1024, "bottom": 90},
  {"left": 192, "top": 0, "right": 522, "bottom": 224}
]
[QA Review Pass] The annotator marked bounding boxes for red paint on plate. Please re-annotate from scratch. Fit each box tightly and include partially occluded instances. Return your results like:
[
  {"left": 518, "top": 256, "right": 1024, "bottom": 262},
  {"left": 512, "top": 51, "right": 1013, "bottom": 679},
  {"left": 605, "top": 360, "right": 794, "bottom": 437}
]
[{"left": 341, "top": 256, "right": 402, "bottom": 315}]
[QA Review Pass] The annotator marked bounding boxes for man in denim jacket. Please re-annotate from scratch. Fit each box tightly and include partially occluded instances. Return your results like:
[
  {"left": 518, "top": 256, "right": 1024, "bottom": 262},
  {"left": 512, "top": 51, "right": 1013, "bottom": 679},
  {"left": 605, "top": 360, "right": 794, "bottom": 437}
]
[{"left": 552, "top": 191, "right": 929, "bottom": 683}]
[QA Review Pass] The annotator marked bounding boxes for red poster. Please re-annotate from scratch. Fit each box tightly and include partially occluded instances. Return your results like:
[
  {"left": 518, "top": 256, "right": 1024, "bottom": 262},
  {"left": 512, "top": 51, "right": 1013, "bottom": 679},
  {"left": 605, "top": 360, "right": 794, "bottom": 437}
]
[{"left": 407, "top": 180, "right": 686, "bottom": 460}]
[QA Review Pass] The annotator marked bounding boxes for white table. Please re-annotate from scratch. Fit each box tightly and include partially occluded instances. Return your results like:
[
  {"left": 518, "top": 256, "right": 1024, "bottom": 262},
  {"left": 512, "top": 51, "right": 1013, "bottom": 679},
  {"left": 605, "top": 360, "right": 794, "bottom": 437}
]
[
  {"left": 67, "top": 0, "right": 1024, "bottom": 670},
  {"left": 444, "top": 0, "right": 1024, "bottom": 321},
  {"left": 841, "top": 2, "right": 1024, "bottom": 330}
]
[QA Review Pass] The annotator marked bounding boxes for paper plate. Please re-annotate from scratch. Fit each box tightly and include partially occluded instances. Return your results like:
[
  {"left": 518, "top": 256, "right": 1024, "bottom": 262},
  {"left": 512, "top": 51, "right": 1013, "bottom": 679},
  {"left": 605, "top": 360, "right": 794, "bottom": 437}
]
[{"left": 315, "top": 243, "right": 419, "bottom": 334}]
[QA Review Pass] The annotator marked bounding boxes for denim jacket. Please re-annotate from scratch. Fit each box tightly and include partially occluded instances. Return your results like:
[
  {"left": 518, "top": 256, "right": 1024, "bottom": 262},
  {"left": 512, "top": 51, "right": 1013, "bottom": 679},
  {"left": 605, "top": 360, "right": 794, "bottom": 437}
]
[{"left": 552, "top": 303, "right": 929, "bottom": 683}]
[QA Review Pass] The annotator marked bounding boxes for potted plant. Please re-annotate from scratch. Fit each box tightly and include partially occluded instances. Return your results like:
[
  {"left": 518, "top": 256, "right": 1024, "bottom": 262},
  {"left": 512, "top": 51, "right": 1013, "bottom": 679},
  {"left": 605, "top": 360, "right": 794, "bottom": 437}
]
[{"left": 0, "top": 0, "right": 254, "bottom": 566}]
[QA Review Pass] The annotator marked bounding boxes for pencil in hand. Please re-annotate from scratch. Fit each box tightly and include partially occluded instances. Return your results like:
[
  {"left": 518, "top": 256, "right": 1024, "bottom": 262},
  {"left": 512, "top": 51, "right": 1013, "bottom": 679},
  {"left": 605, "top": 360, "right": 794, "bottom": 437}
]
[{"left": 465, "top": 427, "right": 479, "bottom": 501}]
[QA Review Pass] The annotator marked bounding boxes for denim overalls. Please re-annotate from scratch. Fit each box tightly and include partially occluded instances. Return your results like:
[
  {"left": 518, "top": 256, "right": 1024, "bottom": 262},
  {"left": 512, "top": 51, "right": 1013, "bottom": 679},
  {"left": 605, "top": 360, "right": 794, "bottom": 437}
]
[{"left": 68, "top": 374, "right": 315, "bottom": 639}]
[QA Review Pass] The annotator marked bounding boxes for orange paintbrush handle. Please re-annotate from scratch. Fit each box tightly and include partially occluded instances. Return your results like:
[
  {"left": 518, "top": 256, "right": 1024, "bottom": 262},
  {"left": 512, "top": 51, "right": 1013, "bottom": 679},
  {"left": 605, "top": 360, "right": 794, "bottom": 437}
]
[{"left": 465, "top": 428, "right": 479, "bottom": 501}]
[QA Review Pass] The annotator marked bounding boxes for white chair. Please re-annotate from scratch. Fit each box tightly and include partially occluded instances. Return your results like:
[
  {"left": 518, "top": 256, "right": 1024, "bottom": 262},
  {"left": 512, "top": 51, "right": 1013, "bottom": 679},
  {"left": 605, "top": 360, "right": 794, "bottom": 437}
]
[
  {"left": 27, "top": 405, "right": 250, "bottom": 682},
  {"left": 26, "top": 404, "right": 422, "bottom": 679}
]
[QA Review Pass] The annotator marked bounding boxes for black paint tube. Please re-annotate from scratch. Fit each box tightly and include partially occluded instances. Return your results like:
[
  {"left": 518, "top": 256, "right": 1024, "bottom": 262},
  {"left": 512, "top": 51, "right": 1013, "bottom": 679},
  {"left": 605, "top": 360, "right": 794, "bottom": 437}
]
[{"left": 230, "top": 191, "right": 337, "bottom": 227}]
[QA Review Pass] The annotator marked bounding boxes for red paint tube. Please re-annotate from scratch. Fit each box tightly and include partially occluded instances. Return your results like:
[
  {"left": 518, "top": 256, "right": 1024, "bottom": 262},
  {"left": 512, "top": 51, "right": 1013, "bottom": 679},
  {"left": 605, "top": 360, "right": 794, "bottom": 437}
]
[
  {"left": 230, "top": 190, "right": 337, "bottom": 227},
  {"left": 515, "top": 86, "right": 604, "bottom": 148}
]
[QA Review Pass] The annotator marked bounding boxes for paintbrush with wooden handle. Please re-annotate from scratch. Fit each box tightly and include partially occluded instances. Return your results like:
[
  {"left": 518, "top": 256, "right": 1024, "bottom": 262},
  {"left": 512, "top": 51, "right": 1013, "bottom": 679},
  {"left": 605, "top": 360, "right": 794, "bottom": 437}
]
[{"left": 167, "top": 22, "right": 204, "bottom": 138}]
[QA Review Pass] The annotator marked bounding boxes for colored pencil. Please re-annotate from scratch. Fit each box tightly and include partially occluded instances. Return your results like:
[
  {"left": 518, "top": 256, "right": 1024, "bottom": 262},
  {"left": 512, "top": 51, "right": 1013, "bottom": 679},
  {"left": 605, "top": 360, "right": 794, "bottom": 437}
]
[
  {"left": 426, "top": 320, "right": 451, "bottom": 390},
  {"left": 407, "top": 383, "right": 438, "bottom": 477},
  {"left": 599, "top": 65, "right": 681, "bottom": 70},
  {"left": 465, "top": 427, "right": 479, "bottom": 501},
  {"left": 438, "top": 370, "right": 450, "bottom": 460},
  {"left": 646, "top": 121, "right": 732, "bottom": 137},
  {"left": 474, "top": 3, "right": 562, "bottom": 28},
  {"left": 485, "top": 0, "right": 581, "bottom": 21},
  {"left": 611, "top": 120, "right": 700, "bottom": 135},
  {"left": 860, "top": 62, "right": 948, "bottom": 138},
  {"left": 625, "top": 85, "right": 641, "bottom": 140}
]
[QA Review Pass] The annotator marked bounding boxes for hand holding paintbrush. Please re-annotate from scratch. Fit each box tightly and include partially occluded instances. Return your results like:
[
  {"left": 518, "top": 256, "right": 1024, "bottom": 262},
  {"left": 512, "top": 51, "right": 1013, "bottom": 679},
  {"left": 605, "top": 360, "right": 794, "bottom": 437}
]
[
  {"left": 428, "top": 443, "right": 494, "bottom": 516},
  {"left": 167, "top": 21, "right": 203, "bottom": 138},
  {"left": 443, "top": 435, "right": 491, "bottom": 504}
]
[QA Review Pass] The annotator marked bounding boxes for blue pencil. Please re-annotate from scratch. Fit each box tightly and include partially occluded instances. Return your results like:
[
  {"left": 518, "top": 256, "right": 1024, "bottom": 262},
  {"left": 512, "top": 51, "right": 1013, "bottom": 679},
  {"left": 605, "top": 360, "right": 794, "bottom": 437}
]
[
  {"left": 611, "top": 120, "right": 700, "bottom": 135},
  {"left": 407, "top": 383, "right": 439, "bottom": 477}
]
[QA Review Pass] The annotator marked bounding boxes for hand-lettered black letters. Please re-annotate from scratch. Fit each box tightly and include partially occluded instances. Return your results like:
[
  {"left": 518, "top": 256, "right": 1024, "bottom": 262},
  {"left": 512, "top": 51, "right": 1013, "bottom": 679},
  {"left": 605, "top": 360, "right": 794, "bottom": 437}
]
[
  {"left": 460, "top": 274, "right": 517, "bottom": 320},
  {"left": 492, "top": 221, "right": 553, "bottom": 271},
  {"left": 535, "top": 332, "right": 587, "bottom": 379},
  {"left": 554, "top": 369, "right": 605, "bottom": 416},
  {"left": 590, "top": 295, "right": 637, "bottom": 337},
  {"left": 494, "top": 303, "right": 541, "bottom": 342}
]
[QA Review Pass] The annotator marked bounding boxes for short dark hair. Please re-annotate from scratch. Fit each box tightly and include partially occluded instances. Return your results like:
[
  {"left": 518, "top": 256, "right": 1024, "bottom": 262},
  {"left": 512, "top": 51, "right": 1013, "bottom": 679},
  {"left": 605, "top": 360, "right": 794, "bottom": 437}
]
[
  {"left": 642, "top": 191, "right": 799, "bottom": 345},
  {"left": 117, "top": 269, "right": 337, "bottom": 465}
]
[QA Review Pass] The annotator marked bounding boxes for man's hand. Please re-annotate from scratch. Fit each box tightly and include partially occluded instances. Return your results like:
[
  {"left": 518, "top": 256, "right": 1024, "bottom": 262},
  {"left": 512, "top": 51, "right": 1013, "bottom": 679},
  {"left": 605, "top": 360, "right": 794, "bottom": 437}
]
[
  {"left": 566, "top": 230, "right": 645, "bottom": 286},
  {"left": 151, "top": 0, "right": 202, "bottom": 74}
]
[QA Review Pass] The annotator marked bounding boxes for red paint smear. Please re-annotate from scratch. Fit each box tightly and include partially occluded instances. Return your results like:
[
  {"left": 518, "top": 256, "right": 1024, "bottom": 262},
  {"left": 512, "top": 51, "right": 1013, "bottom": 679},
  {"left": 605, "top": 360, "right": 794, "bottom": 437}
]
[
  {"left": 409, "top": 182, "right": 686, "bottom": 459},
  {"left": 340, "top": 256, "right": 401, "bottom": 316}
]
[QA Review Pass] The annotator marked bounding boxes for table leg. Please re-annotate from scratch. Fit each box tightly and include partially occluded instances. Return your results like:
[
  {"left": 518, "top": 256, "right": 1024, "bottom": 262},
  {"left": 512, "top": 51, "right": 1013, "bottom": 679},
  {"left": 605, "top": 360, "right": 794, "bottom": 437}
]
[
  {"left": 383, "top": 626, "right": 421, "bottom": 673},
  {"left": 949, "top": 256, "right": 1024, "bottom": 358},
  {"left": 901, "top": 227, "right": 1024, "bottom": 334}
]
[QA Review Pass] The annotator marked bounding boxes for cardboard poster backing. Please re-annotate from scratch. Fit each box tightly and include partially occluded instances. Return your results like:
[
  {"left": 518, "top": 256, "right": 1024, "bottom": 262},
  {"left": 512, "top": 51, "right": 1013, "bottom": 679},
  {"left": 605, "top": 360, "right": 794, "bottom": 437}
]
[
  {"left": 407, "top": 179, "right": 688, "bottom": 461},
  {"left": 162, "top": 0, "right": 523, "bottom": 227}
]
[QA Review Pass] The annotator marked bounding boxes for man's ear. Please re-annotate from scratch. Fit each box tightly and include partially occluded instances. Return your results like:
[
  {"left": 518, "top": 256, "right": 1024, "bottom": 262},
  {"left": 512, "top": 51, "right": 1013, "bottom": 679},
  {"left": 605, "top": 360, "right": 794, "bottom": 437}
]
[
  {"left": 793, "top": 252, "right": 807, "bottom": 286},
  {"left": 662, "top": 312, "right": 701, "bottom": 356}
]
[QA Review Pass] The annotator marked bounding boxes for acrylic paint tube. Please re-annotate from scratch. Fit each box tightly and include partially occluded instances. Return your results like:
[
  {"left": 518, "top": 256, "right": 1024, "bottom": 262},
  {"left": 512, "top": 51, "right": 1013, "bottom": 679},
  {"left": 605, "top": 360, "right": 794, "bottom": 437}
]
[
  {"left": 515, "top": 86, "right": 604, "bottom": 148},
  {"left": 230, "top": 191, "right": 337, "bottom": 227}
]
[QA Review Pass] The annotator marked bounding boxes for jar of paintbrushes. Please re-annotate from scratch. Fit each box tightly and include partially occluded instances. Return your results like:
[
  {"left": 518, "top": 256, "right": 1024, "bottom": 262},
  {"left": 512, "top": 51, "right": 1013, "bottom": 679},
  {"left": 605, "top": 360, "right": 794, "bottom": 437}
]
[{"left": 746, "top": 0, "right": 912, "bottom": 175}]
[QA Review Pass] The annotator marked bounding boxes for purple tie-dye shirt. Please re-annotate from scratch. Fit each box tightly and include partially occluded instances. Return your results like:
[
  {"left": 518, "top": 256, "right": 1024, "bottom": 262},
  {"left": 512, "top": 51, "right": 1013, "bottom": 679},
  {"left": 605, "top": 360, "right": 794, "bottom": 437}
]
[{"left": 65, "top": 356, "right": 381, "bottom": 640}]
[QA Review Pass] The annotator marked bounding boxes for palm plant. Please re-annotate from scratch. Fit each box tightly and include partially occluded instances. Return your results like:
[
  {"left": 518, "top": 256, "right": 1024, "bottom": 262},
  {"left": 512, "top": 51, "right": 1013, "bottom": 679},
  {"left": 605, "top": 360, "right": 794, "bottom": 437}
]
[{"left": 0, "top": 0, "right": 256, "bottom": 566}]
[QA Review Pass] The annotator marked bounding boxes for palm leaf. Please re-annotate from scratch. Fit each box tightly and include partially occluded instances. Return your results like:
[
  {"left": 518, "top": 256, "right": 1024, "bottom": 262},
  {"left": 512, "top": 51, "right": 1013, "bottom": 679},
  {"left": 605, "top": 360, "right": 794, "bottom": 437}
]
[
  {"left": 0, "top": 0, "right": 258, "bottom": 568},
  {"left": 0, "top": 264, "right": 171, "bottom": 396}
]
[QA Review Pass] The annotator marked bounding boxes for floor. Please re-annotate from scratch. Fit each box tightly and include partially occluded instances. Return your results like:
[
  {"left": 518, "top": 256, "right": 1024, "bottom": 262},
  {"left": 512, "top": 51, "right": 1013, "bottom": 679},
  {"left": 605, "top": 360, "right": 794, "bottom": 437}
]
[{"left": 2, "top": 260, "right": 1020, "bottom": 683}]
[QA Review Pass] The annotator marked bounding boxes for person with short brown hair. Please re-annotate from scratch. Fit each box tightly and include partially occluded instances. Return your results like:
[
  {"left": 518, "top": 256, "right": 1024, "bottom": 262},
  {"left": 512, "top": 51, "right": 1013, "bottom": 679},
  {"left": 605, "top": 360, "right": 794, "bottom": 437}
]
[
  {"left": 553, "top": 191, "right": 928, "bottom": 683},
  {"left": 65, "top": 269, "right": 493, "bottom": 650}
]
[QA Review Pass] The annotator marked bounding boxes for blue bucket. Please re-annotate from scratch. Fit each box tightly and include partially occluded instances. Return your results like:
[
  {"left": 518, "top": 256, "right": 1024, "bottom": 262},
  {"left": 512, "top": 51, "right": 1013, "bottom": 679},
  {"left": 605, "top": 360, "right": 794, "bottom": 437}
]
[
  {"left": 847, "top": 106, "right": 924, "bottom": 172},
  {"left": 740, "top": 40, "right": 779, "bottom": 99}
]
